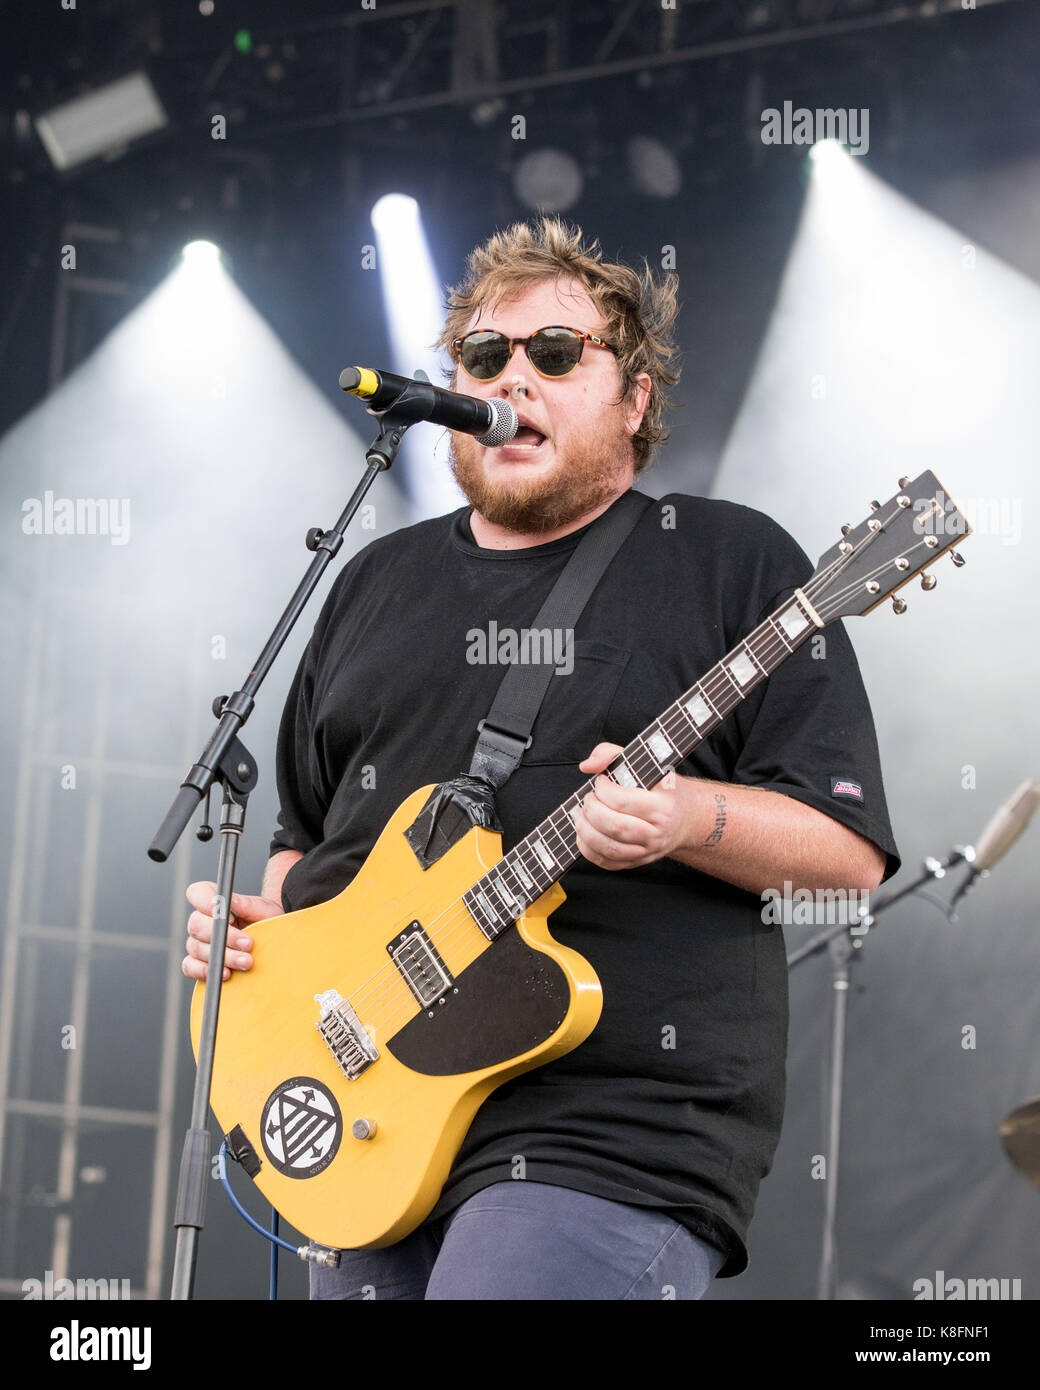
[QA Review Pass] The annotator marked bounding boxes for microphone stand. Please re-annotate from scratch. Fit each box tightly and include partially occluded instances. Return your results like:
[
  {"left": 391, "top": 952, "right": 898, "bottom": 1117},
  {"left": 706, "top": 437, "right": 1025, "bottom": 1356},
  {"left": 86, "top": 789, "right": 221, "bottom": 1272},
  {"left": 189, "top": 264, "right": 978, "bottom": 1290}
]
[
  {"left": 150, "top": 385, "right": 433, "bottom": 1301},
  {"left": 786, "top": 846, "right": 973, "bottom": 1302}
]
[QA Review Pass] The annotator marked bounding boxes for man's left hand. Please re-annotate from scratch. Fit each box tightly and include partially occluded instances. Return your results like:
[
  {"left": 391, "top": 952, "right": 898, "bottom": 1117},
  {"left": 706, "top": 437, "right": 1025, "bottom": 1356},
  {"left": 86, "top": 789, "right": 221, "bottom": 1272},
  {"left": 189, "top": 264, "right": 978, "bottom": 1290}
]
[{"left": 575, "top": 742, "right": 696, "bottom": 871}]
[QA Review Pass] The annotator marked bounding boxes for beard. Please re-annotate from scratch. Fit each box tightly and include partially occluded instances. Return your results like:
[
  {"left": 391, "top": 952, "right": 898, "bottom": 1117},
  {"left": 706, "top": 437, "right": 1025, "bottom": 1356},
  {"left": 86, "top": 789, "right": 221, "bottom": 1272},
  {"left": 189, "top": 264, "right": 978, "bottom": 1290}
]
[{"left": 449, "top": 409, "right": 636, "bottom": 535}]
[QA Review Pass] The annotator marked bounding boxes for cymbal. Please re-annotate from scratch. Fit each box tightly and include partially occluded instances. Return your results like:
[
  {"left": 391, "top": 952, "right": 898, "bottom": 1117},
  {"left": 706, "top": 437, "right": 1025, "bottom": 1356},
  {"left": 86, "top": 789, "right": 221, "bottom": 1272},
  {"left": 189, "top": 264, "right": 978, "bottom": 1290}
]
[{"left": 1000, "top": 1098, "right": 1040, "bottom": 1189}]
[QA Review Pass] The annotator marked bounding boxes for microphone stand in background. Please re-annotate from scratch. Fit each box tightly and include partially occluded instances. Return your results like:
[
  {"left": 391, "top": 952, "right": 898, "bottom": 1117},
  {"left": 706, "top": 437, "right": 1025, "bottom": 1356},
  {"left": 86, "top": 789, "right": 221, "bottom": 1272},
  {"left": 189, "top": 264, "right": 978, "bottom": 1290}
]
[
  {"left": 150, "top": 379, "right": 440, "bottom": 1301},
  {"left": 786, "top": 779, "right": 1040, "bottom": 1301}
]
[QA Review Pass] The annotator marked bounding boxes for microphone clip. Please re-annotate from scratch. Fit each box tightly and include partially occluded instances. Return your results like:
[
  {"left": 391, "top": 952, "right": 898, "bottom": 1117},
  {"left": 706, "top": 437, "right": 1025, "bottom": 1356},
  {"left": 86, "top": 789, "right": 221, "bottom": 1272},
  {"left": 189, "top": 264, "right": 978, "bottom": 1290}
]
[{"left": 364, "top": 376, "right": 439, "bottom": 471}]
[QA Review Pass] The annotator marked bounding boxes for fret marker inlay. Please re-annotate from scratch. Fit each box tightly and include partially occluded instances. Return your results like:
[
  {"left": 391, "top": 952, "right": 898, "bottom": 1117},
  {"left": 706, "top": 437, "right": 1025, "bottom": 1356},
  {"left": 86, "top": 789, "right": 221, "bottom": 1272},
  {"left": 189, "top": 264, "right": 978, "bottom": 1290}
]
[
  {"left": 531, "top": 838, "right": 554, "bottom": 871},
  {"left": 779, "top": 604, "right": 809, "bottom": 640},
  {"left": 492, "top": 875, "right": 518, "bottom": 912},
  {"left": 685, "top": 694, "right": 711, "bottom": 726},
  {"left": 727, "top": 650, "right": 757, "bottom": 687},
  {"left": 512, "top": 859, "right": 533, "bottom": 889},
  {"left": 646, "top": 729, "right": 673, "bottom": 762}
]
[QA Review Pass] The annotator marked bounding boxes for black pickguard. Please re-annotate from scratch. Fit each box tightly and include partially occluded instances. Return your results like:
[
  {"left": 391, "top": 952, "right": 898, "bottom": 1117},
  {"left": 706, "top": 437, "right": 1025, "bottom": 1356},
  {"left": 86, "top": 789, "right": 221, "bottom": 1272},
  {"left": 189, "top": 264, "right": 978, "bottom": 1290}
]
[{"left": 384, "top": 925, "right": 570, "bottom": 1076}]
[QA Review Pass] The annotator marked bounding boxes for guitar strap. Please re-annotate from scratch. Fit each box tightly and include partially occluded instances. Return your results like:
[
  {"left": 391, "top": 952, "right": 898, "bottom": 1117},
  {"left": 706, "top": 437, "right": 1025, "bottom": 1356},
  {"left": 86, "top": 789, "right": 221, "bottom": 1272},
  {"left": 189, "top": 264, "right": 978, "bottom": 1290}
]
[{"left": 405, "top": 489, "right": 653, "bottom": 868}]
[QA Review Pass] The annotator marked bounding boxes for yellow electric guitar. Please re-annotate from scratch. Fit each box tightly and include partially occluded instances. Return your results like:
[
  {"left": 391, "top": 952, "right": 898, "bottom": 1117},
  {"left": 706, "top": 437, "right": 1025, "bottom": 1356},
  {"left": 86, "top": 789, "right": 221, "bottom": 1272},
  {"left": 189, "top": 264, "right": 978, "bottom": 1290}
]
[{"left": 191, "top": 471, "right": 969, "bottom": 1250}]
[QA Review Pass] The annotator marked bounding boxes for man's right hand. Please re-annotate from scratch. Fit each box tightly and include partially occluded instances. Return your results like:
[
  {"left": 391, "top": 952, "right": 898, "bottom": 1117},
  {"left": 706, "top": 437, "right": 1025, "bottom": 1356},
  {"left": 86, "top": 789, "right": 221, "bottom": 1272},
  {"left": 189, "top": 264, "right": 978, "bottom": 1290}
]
[{"left": 181, "top": 881, "right": 283, "bottom": 982}]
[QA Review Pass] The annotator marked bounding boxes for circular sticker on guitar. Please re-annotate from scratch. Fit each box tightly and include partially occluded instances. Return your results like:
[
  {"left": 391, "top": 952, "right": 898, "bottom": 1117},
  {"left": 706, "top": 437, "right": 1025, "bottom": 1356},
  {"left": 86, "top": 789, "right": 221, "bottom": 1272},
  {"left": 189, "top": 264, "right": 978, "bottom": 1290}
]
[{"left": 260, "top": 1077, "right": 342, "bottom": 1178}]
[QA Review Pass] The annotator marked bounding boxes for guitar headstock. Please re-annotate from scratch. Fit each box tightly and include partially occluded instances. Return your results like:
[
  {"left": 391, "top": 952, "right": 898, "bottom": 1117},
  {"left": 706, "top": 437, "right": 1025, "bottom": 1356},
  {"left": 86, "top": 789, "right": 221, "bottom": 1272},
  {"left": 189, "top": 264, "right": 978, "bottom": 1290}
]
[{"left": 809, "top": 471, "right": 971, "bottom": 623}]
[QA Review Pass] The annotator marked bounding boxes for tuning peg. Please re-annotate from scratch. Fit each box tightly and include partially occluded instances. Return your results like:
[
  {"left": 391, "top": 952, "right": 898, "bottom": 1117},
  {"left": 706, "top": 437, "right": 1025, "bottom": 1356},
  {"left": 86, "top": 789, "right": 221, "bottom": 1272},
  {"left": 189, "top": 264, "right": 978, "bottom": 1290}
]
[
  {"left": 869, "top": 500, "right": 880, "bottom": 512},
  {"left": 898, "top": 475, "right": 910, "bottom": 487},
  {"left": 840, "top": 523, "right": 853, "bottom": 536},
  {"left": 892, "top": 596, "right": 907, "bottom": 614},
  {"left": 921, "top": 573, "right": 937, "bottom": 591},
  {"left": 950, "top": 550, "right": 965, "bottom": 567}
]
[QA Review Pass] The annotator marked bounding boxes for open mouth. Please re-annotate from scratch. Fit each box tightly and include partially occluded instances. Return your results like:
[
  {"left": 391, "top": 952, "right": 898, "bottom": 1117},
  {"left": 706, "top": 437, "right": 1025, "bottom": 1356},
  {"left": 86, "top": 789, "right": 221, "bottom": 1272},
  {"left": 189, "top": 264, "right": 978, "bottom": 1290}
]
[{"left": 503, "top": 426, "right": 547, "bottom": 450}]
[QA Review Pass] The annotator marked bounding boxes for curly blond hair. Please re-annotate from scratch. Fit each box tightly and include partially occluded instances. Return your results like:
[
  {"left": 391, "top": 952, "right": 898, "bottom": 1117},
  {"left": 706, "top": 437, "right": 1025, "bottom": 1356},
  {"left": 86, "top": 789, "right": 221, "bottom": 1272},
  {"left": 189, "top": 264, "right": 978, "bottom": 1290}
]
[{"left": 437, "top": 217, "right": 680, "bottom": 473}]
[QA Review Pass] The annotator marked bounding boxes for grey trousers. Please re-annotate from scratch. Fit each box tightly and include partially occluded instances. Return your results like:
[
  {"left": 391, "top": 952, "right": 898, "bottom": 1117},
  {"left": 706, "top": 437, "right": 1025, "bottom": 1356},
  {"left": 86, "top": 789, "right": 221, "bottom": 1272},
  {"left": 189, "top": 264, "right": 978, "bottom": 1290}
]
[{"left": 309, "top": 1179, "right": 726, "bottom": 1300}]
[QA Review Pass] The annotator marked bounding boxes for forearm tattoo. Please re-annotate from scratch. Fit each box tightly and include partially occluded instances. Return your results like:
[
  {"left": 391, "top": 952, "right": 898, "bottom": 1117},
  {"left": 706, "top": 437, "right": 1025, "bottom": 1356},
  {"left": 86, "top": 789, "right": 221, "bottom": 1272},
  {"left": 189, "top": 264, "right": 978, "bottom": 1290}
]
[{"left": 702, "top": 792, "right": 727, "bottom": 847}]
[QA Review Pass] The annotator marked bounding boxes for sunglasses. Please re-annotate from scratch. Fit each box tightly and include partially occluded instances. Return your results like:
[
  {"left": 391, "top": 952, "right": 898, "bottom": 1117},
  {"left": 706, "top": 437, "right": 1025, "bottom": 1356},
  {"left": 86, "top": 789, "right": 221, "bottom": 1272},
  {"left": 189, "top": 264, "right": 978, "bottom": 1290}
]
[{"left": 452, "top": 325, "right": 616, "bottom": 382}]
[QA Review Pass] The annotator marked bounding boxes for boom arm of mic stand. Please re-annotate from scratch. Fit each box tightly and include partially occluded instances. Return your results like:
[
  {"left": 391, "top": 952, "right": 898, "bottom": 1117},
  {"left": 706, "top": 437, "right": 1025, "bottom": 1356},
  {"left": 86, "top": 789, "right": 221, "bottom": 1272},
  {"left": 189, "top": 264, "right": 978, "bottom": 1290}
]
[{"left": 786, "top": 848, "right": 970, "bottom": 969}]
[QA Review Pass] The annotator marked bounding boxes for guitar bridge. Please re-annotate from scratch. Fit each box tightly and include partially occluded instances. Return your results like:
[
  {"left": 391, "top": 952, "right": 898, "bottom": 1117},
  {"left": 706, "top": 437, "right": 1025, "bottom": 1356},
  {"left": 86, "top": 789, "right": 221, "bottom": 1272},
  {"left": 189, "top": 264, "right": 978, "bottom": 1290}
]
[{"left": 313, "top": 990, "right": 379, "bottom": 1081}]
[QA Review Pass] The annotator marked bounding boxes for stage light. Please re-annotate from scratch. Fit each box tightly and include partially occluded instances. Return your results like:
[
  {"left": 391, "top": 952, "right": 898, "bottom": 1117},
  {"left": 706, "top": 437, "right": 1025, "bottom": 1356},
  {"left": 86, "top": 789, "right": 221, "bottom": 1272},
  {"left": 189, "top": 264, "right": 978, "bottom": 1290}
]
[
  {"left": 34, "top": 71, "right": 167, "bottom": 172},
  {"left": 809, "top": 137, "right": 848, "bottom": 169},
  {"left": 513, "top": 149, "right": 583, "bottom": 212},
  {"left": 152, "top": 242, "right": 235, "bottom": 380},
  {"left": 470, "top": 98, "right": 506, "bottom": 128},
  {"left": 626, "top": 137, "right": 682, "bottom": 198},
  {"left": 181, "top": 240, "right": 222, "bottom": 267},
  {"left": 807, "top": 138, "right": 866, "bottom": 220},
  {"left": 371, "top": 193, "right": 418, "bottom": 236},
  {"left": 369, "top": 196, "right": 460, "bottom": 518}
]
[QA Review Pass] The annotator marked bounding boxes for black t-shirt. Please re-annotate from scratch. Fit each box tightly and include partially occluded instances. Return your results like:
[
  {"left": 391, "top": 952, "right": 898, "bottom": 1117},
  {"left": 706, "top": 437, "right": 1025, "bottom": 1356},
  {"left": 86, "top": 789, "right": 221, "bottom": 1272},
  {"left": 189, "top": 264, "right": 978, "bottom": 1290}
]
[{"left": 269, "top": 490, "right": 900, "bottom": 1276}]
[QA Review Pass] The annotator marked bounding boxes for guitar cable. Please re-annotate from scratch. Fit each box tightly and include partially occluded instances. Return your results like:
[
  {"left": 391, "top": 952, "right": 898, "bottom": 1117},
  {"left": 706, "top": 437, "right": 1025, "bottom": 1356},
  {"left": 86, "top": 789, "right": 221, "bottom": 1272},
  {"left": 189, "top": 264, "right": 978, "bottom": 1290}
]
[{"left": 217, "top": 1140, "right": 341, "bottom": 1300}]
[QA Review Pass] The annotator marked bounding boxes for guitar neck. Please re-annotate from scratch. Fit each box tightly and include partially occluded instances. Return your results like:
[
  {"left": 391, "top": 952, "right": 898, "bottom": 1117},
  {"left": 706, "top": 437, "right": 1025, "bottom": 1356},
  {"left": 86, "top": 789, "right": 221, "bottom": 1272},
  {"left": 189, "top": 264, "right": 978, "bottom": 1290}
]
[{"left": 463, "top": 585, "right": 823, "bottom": 941}]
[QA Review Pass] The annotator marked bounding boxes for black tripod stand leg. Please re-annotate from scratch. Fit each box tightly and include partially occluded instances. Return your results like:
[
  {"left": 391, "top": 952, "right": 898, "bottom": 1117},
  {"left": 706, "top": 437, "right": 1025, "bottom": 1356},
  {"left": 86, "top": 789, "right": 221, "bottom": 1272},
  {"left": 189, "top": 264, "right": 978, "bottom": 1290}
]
[
  {"left": 817, "top": 931, "right": 853, "bottom": 1301},
  {"left": 170, "top": 784, "right": 247, "bottom": 1300}
]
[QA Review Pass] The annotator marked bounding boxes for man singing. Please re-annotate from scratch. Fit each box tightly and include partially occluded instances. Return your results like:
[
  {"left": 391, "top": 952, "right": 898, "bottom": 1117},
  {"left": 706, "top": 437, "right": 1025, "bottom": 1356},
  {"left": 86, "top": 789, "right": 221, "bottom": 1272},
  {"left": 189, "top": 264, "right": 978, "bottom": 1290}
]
[{"left": 183, "top": 217, "right": 899, "bottom": 1299}]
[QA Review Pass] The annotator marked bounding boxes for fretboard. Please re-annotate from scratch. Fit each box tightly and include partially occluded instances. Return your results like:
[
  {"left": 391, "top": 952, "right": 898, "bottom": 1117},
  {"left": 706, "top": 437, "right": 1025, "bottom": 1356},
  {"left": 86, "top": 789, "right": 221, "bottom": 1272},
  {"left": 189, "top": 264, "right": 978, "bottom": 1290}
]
[{"left": 462, "top": 587, "right": 821, "bottom": 940}]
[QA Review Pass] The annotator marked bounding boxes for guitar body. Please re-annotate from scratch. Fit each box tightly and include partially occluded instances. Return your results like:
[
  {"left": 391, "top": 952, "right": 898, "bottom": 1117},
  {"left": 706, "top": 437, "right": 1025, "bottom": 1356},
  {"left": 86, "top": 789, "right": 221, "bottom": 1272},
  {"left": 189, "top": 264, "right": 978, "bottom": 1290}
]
[{"left": 190, "top": 785, "right": 603, "bottom": 1250}]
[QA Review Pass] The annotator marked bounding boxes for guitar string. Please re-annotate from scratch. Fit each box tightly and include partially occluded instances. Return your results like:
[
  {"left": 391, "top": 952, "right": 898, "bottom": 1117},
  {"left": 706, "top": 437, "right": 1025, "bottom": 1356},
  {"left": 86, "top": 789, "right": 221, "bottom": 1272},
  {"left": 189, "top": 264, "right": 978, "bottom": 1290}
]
[
  {"left": 328, "top": 524, "right": 934, "bottom": 1039},
  {"left": 338, "top": 526, "right": 916, "bottom": 1037}
]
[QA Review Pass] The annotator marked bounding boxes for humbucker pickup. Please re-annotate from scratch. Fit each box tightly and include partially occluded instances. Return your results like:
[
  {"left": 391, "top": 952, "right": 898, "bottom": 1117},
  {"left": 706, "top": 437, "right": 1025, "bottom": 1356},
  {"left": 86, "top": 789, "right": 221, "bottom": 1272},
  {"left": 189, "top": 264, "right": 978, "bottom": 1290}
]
[{"left": 387, "top": 922, "right": 454, "bottom": 1010}]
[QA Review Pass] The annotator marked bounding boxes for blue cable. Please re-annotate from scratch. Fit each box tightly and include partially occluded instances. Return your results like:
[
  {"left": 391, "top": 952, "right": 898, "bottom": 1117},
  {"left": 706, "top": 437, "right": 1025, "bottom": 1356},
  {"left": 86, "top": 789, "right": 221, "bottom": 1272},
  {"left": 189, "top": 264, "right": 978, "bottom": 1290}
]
[
  {"left": 270, "top": 1208, "right": 280, "bottom": 1301},
  {"left": 217, "top": 1140, "right": 298, "bottom": 1298}
]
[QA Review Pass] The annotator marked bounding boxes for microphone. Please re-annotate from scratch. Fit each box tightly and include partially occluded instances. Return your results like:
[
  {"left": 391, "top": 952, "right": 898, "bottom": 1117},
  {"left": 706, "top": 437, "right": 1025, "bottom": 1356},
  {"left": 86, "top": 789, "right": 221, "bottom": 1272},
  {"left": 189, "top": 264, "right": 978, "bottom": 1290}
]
[
  {"left": 950, "top": 779, "right": 1040, "bottom": 910},
  {"left": 339, "top": 366, "right": 517, "bottom": 448}
]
